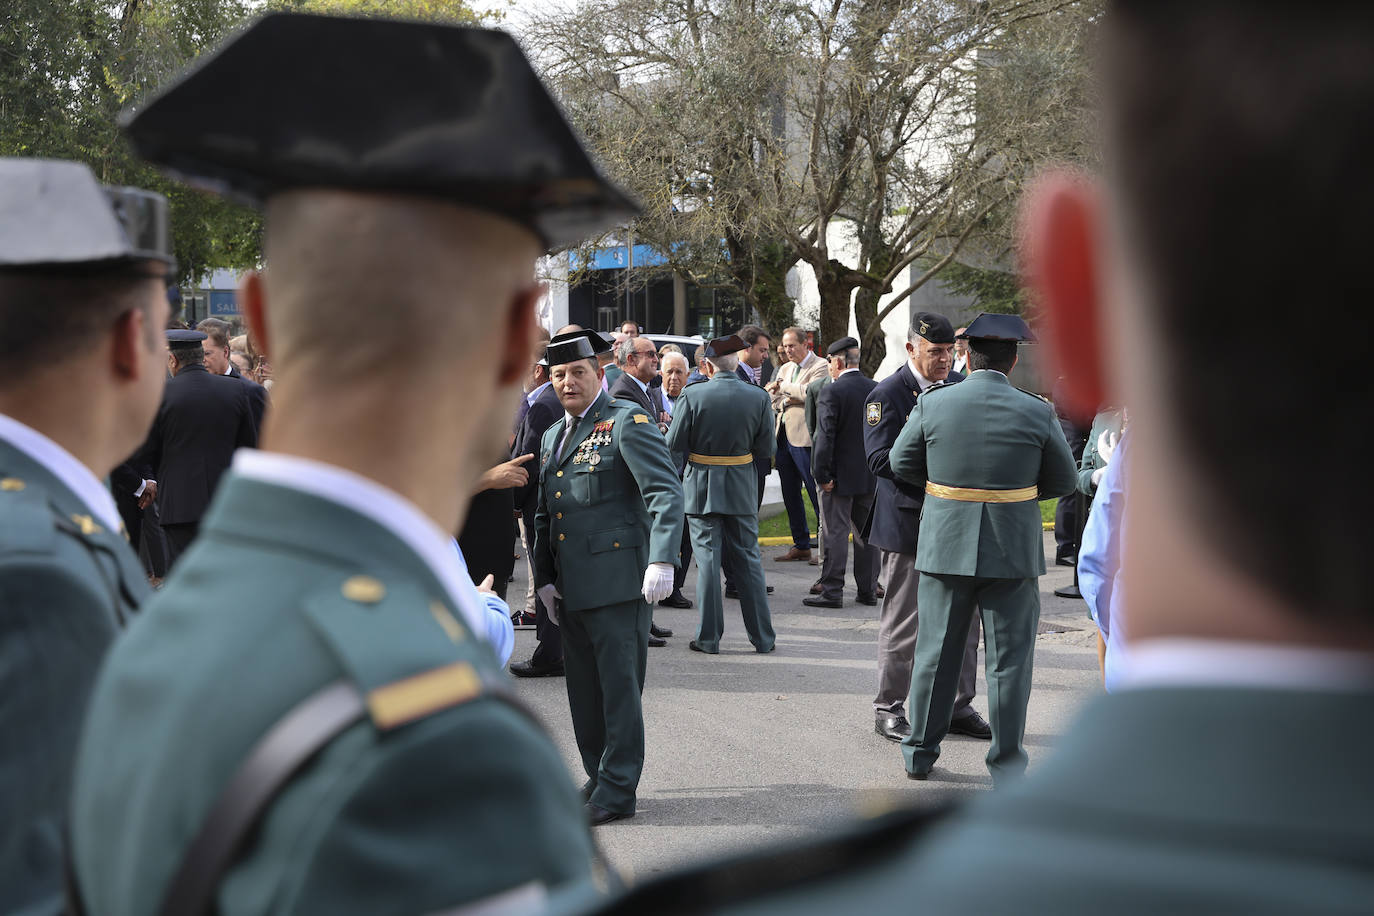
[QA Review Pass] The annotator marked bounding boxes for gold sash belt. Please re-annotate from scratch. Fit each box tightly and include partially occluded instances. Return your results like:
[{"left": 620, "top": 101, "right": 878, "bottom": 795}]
[
  {"left": 925, "top": 482, "right": 1039, "bottom": 503},
  {"left": 689, "top": 453, "right": 754, "bottom": 466}
]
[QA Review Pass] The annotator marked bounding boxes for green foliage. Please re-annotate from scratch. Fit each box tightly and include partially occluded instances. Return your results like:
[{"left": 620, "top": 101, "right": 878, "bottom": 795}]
[
  {"left": 0, "top": 0, "right": 493, "bottom": 283},
  {"left": 936, "top": 260, "right": 1028, "bottom": 315}
]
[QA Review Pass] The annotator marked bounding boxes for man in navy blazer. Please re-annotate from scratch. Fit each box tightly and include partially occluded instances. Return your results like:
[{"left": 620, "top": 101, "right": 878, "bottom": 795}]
[
  {"left": 862, "top": 312, "right": 988, "bottom": 743},
  {"left": 806, "top": 337, "right": 879, "bottom": 608}
]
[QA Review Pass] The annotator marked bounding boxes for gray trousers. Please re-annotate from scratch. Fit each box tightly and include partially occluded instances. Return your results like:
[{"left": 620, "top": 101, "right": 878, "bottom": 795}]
[
  {"left": 690, "top": 513, "right": 775, "bottom": 653},
  {"left": 873, "top": 550, "right": 979, "bottom": 719},
  {"left": 817, "top": 490, "right": 879, "bottom": 600}
]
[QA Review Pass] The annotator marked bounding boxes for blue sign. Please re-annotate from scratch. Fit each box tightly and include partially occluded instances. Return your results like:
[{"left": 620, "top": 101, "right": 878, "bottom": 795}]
[
  {"left": 570, "top": 243, "right": 670, "bottom": 272},
  {"left": 209, "top": 290, "right": 238, "bottom": 316}
]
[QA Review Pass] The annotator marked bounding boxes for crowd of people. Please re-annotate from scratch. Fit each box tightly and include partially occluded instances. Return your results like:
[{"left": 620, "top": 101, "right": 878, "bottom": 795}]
[{"left": 2, "top": 3, "right": 1371, "bottom": 914}]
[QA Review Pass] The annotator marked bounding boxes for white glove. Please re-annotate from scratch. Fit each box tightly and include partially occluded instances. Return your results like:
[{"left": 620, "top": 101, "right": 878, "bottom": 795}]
[
  {"left": 1097, "top": 429, "right": 1120, "bottom": 465},
  {"left": 1091, "top": 466, "right": 1107, "bottom": 489},
  {"left": 537, "top": 584, "right": 561, "bottom": 625},
  {"left": 641, "top": 562, "right": 675, "bottom": 604}
]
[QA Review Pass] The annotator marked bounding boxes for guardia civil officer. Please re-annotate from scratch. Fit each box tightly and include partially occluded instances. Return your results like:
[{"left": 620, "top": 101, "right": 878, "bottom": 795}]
[
  {"left": 68, "top": 14, "right": 634, "bottom": 914},
  {"left": 0, "top": 159, "right": 172, "bottom": 914},
  {"left": 664, "top": 335, "right": 777, "bottom": 653},
  {"left": 890, "top": 313, "right": 1078, "bottom": 785},
  {"left": 533, "top": 330, "right": 684, "bottom": 824},
  {"left": 863, "top": 312, "right": 988, "bottom": 743}
]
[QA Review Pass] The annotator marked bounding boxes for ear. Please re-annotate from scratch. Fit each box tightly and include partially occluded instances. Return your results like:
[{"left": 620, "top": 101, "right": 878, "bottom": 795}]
[
  {"left": 240, "top": 271, "right": 270, "bottom": 360},
  {"left": 1022, "top": 172, "right": 1106, "bottom": 424},
  {"left": 496, "top": 285, "right": 542, "bottom": 386},
  {"left": 109, "top": 307, "right": 145, "bottom": 381}
]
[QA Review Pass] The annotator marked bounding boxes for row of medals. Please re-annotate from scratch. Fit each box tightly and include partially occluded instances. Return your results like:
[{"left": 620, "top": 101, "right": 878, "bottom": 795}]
[{"left": 573, "top": 426, "right": 612, "bottom": 466}]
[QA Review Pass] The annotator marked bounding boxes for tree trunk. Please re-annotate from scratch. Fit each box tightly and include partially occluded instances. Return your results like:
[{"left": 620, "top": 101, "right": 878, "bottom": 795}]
[
  {"left": 853, "top": 285, "right": 888, "bottom": 377},
  {"left": 815, "top": 258, "right": 857, "bottom": 357}
]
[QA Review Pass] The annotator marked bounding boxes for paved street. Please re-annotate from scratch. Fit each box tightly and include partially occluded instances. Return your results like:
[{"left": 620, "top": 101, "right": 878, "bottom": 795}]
[{"left": 507, "top": 532, "right": 1101, "bottom": 884}]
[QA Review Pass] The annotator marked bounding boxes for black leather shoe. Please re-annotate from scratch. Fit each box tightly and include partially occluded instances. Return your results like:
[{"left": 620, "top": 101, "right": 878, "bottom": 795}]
[
  {"left": 766, "top": 585, "right": 774, "bottom": 593},
  {"left": 688, "top": 640, "right": 718, "bottom": 654},
  {"left": 950, "top": 711, "right": 992, "bottom": 739},
  {"left": 875, "top": 714, "right": 912, "bottom": 742},
  {"left": 724, "top": 586, "right": 739, "bottom": 599},
  {"left": 856, "top": 593, "right": 878, "bottom": 606},
  {"left": 809, "top": 580, "right": 823, "bottom": 595},
  {"left": 648, "top": 635, "right": 667, "bottom": 647},
  {"left": 586, "top": 803, "right": 633, "bottom": 826},
  {"left": 651, "top": 622, "right": 674, "bottom": 637},
  {"left": 906, "top": 769, "right": 929, "bottom": 781},
  {"left": 657, "top": 592, "right": 691, "bottom": 609},
  {"left": 802, "top": 596, "right": 842, "bottom": 609},
  {"left": 1055, "top": 555, "right": 1076, "bottom": 567},
  {"left": 509, "top": 659, "right": 564, "bottom": 678}
]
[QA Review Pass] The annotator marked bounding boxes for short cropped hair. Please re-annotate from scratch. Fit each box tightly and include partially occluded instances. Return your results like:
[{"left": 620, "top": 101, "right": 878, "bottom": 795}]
[
  {"left": 967, "top": 340, "right": 1016, "bottom": 374},
  {"left": 1105, "top": 3, "right": 1374, "bottom": 621},
  {"left": 706, "top": 352, "right": 739, "bottom": 372},
  {"left": 171, "top": 345, "right": 205, "bottom": 370},
  {"left": 0, "top": 271, "right": 159, "bottom": 384},
  {"left": 781, "top": 326, "right": 806, "bottom": 344}
]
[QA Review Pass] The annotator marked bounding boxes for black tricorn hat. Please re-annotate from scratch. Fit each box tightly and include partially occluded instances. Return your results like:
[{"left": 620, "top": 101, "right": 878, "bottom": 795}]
[
  {"left": 120, "top": 13, "right": 640, "bottom": 250},
  {"left": 545, "top": 329, "right": 611, "bottom": 366},
  {"left": 702, "top": 334, "right": 746, "bottom": 358},
  {"left": 958, "top": 313, "right": 1035, "bottom": 342}
]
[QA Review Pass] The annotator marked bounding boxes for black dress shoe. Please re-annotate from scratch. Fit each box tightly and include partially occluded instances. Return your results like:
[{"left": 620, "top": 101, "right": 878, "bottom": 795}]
[
  {"left": 856, "top": 593, "right": 878, "bottom": 606},
  {"left": 809, "top": 580, "right": 823, "bottom": 595},
  {"left": 648, "top": 635, "right": 667, "bottom": 647},
  {"left": 585, "top": 803, "right": 633, "bottom": 826},
  {"left": 950, "top": 711, "right": 992, "bottom": 739},
  {"left": 906, "top": 769, "right": 929, "bottom": 781},
  {"left": 802, "top": 595, "right": 842, "bottom": 609},
  {"left": 688, "top": 640, "right": 718, "bottom": 654},
  {"left": 1055, "top": 555, "right": 1076, "bottom": 567},
  {"left": 766, "top": 585, "right": 774, "bottom": 593},
  {"left": 875, "top": 714, "right": 912, "bottom": 742},
  {"left": 651, "top": 622, "right": 674, "bottom": 637},
  {"left": 509, "top": 659, "right": 564, "bottom": 678},
  {"left": 658, "top": 592, "right": 691, "bottom": 609},
  {"left": 724, "top": 586, "right": 739, "bottom": 599}
]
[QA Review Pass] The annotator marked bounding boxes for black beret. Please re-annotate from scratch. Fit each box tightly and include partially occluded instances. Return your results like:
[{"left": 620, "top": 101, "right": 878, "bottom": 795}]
[
  {"left": 910, "top": 312, "right": 954, "bottom": 344},
  {"left": 120, "top": 13, "right": 640, "bottom": 250},
  {"left": 958, "top": 312, "right": 1035, "bottom": 342},
  {"left": 826, "top": 336, "right": 859, "bottom": 356},
  {"left": 0, "top": 158, "right": 175, "bottom": 271}
]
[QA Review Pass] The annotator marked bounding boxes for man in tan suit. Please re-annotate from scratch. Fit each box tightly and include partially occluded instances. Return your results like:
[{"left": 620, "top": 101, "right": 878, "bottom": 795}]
[{"left": 765, "top": 326, "right": 829, "bottom": 561}]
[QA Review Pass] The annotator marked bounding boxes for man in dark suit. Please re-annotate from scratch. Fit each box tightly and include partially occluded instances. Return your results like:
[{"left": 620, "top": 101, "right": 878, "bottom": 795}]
[
  {"left": 659, "top": 350, "right": 694, "bottom": 609},
  {"left": 136, "top": 329, "right": 257, "bottom": 567},
  {"left": 806, "top": 337, "right": 879, "bottom": 608},
  {"left": 510, "top": 354, "right": 574, "bottom": 677},
  {"left": 863, "top": 312, "right": 988, "bottom": 743},
  {"left": 197, "top": 316, "right": 267, "bottom": 434},
  {"left": 607, "top": 335, "right": 673, "bottom": 645}
]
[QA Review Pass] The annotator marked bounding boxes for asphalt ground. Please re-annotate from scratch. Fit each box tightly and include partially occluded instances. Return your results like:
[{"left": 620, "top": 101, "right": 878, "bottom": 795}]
[{"left": 506, "top": 531, "right": 1101, "bottom": 885}]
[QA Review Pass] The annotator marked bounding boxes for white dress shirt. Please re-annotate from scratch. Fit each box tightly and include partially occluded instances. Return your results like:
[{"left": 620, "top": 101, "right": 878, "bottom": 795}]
[
  {"left": 231, "top": 449, "right": 514, "bottom": 663},
  {"left": 0, "top": 413, "right": 122, "bottom": 532}
]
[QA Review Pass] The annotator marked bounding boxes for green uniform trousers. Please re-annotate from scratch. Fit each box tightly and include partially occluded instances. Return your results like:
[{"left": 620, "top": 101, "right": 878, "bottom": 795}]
[
  {"left": 688, "top": 513, "right": 775, "bottom": 654},
  {"left": 902, "top": 574, "right": 1039, "bottom": 785},
  {"left": 561, "top": 597, "right": 651, "bottom": 815}
]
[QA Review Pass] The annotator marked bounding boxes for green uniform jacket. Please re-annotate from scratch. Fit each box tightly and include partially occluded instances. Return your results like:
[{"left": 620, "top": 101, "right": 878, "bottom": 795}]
[
  {"left": 534, "top": 392, "right": 684, "bottom": 611},
  {"left": 890, "top": 370, "right": 1077, "bottom": 578},
  {"left": 1077, "top": 408, "right": 1124, "bottom": 497},
  {"left": 71, "top": 472, "right": 595, "bottom": 916},
  {"left": 803, "top": 375, "right": 831, "bottom": 440},
  {"left": 664, "top": 372, "right": 776, "bottom": 517},
  {"left": 0, "top": 440, "right": 147, "bottom": 915}
]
